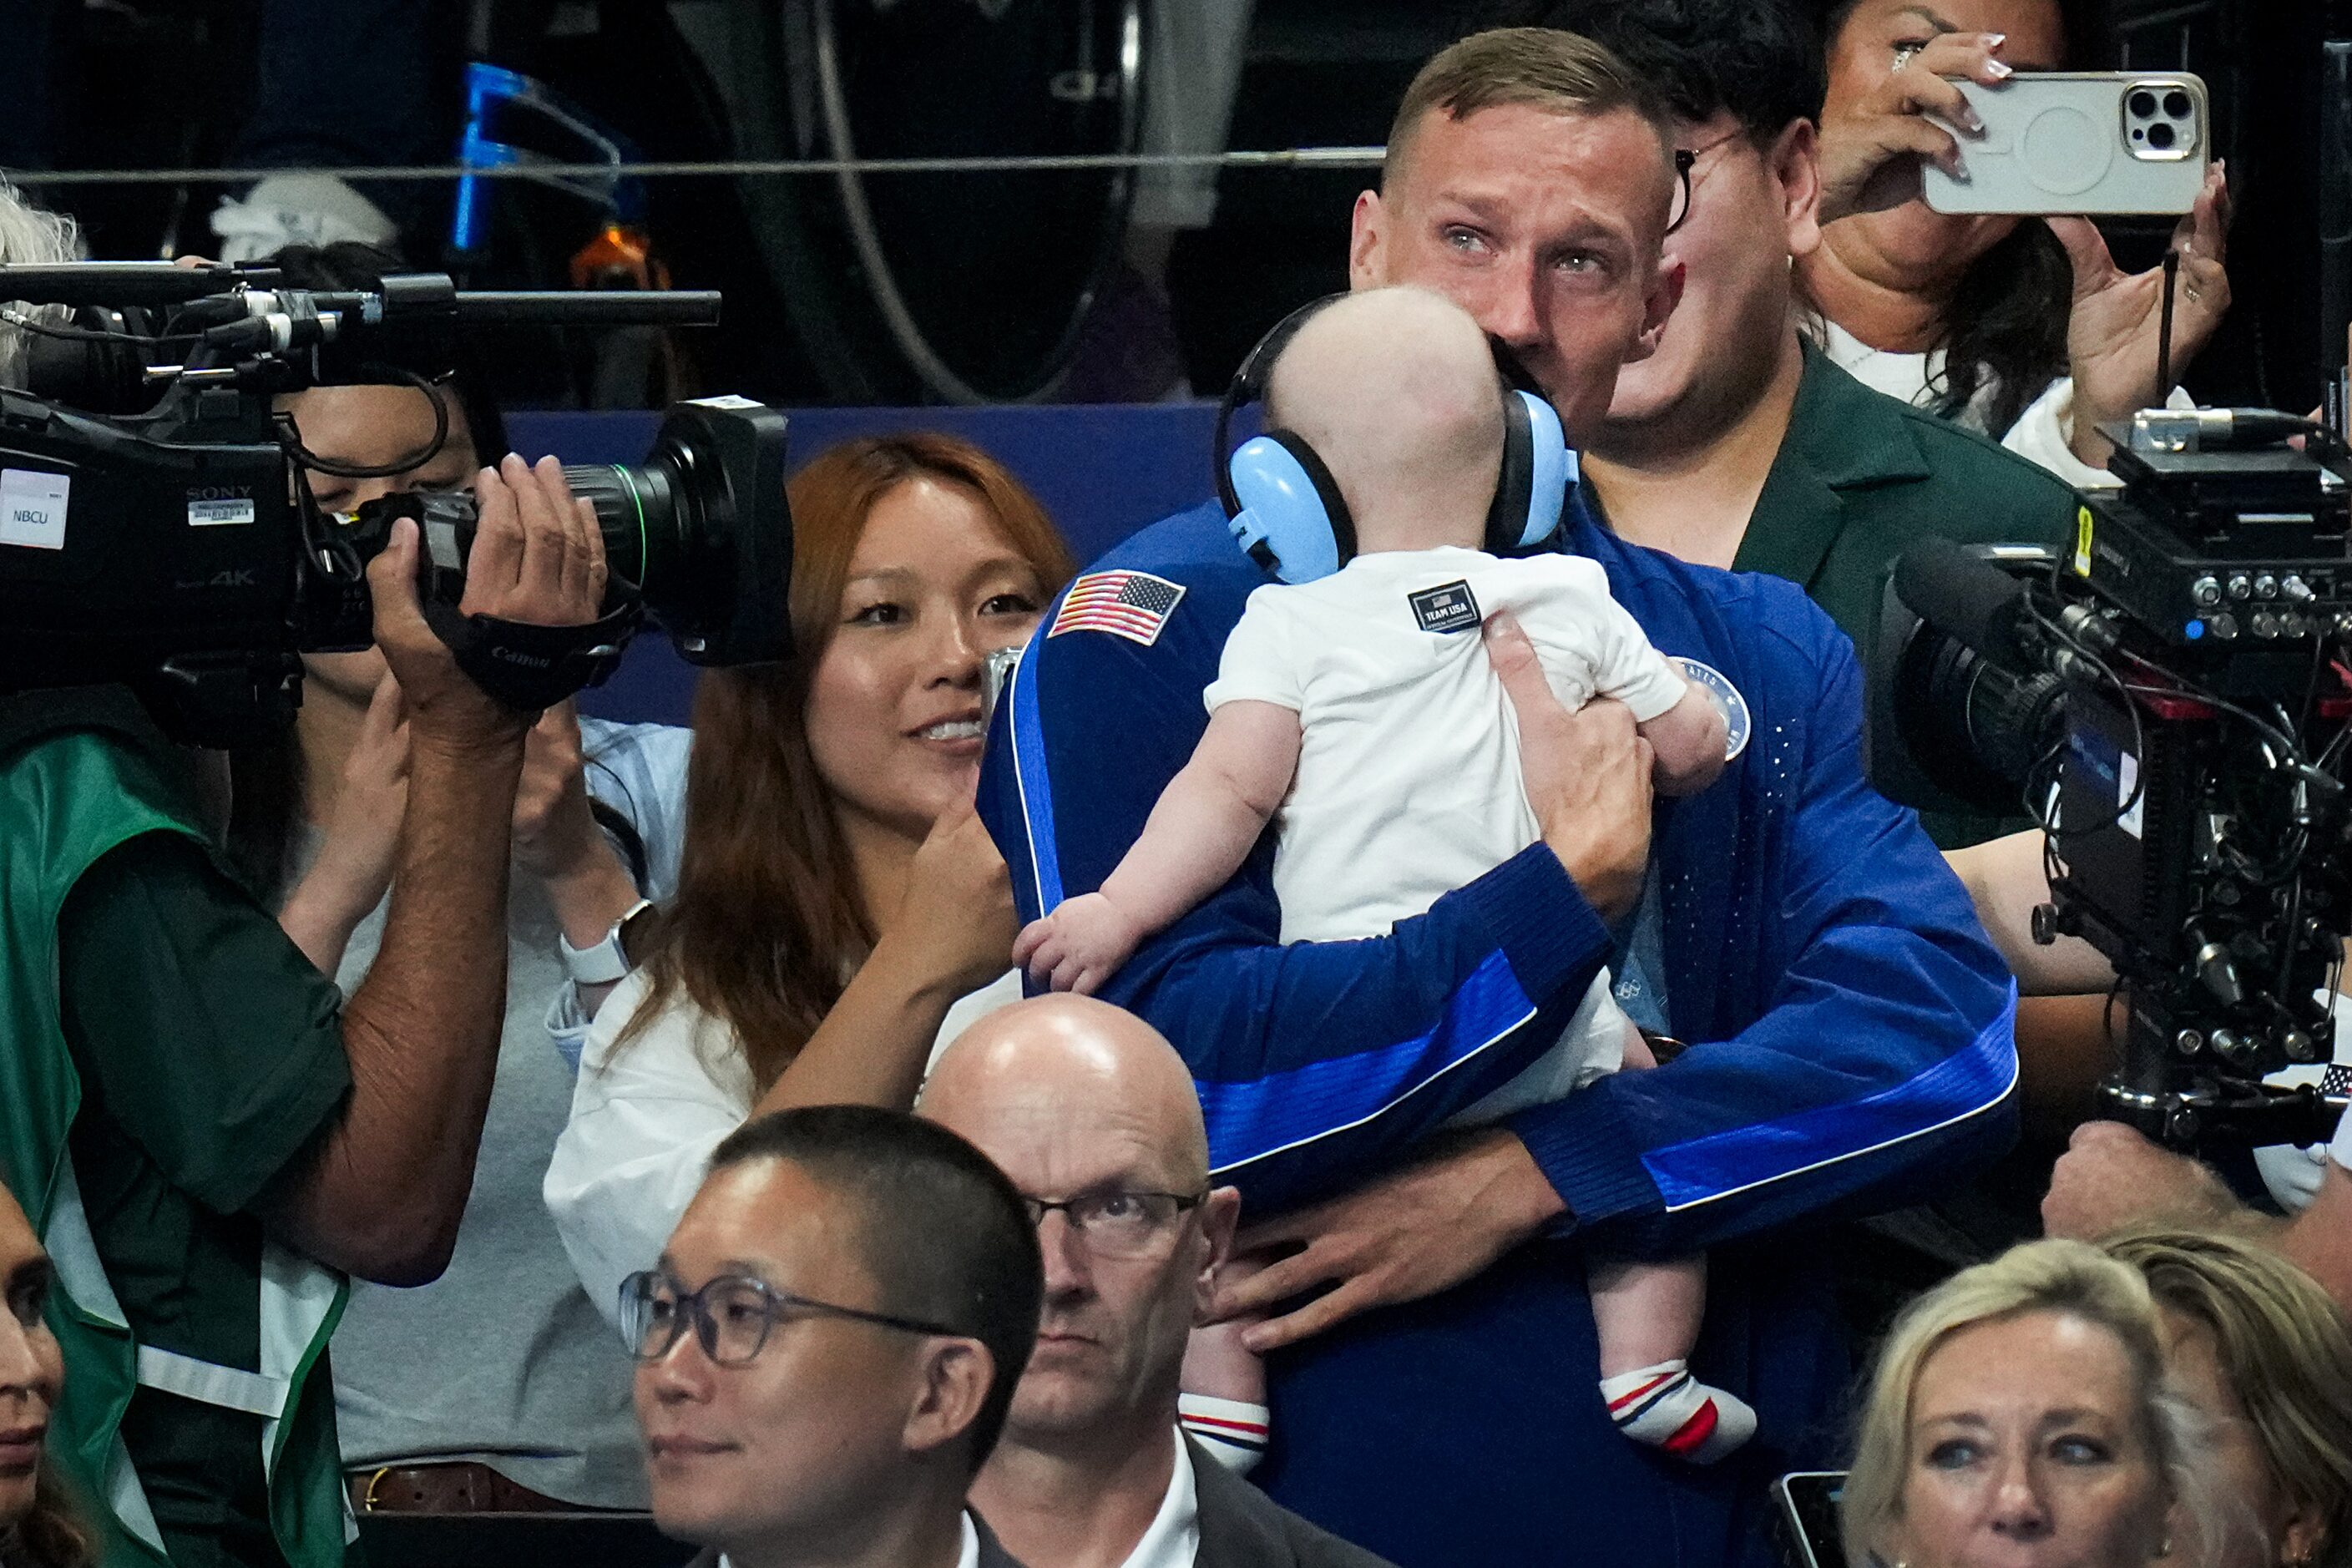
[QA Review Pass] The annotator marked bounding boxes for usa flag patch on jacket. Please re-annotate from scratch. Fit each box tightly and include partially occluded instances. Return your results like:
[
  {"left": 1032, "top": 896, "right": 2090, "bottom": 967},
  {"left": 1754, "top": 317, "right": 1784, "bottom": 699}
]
[{"left": 1047, "top": 569, "right": 1186, "bottom": 647}]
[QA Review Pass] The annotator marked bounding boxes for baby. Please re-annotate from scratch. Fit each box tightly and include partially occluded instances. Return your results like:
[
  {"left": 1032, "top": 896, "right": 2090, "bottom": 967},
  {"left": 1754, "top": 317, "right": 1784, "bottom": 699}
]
[{"left": 1016, "top": 287, "right": 1754, "bottom": 1464}]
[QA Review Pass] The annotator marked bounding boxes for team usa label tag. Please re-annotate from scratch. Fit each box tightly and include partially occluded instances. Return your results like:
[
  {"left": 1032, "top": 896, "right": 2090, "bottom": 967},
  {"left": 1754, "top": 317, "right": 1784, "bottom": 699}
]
[
  {"left": 1409, "top": 579, "right": 1481, "bottom": 634},
  {"left": 1677, "top": 657, "right": 1751, "bottom": 761},
  {"left": 1048, "top": 569, "right": 1186, "bottom": 647}
]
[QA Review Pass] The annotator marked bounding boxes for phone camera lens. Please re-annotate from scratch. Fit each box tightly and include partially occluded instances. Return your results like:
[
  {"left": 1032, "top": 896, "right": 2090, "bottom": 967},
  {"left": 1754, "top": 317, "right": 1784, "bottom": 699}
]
[
  {"left": 2147, "top": 121, "right": 2176, "bottom": 150},
  {"left": 2129, "top": 90, "right": 2157, "bottom": 118},
  {"left": 2162, "top": 90, "right": 2191, "bottom": 119}
]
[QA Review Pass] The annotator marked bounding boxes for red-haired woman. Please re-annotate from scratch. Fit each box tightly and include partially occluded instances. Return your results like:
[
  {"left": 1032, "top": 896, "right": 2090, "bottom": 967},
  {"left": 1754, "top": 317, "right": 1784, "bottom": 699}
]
[{"left": 546, "top": 434, "right": 1075, "bottom": 1322}]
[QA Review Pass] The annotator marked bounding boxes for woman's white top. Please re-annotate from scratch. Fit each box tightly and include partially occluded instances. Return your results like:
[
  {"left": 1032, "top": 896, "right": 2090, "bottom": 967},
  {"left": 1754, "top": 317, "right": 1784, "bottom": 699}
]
[
  {"left": 1809, "top": 317, "right": 2193, "bottom": 490},
  {"left": 544, "top": 965, "right": 1023, "bottom": 1329}
]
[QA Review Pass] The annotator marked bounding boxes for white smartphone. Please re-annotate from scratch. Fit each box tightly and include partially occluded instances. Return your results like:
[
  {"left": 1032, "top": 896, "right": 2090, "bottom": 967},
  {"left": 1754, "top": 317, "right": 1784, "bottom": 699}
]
[{"left": 1922, "top": 72, "right": 2209, "bottom": 216}]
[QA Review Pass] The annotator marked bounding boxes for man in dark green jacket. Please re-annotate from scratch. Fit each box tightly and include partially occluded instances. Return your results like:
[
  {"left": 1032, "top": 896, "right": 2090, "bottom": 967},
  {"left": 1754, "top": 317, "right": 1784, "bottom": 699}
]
[{"left": 1539, "top": 0, "right": 2076, "bottom": 849}]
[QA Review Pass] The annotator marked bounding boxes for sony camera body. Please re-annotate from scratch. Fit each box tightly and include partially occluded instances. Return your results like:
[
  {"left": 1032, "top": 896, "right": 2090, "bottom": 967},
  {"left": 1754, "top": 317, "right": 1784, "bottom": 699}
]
[
  {"left": 1874, "top": 409, "right": 2352, "bottom": 1151},
  {"left": 0, "top": 262, "right": 792, "bottom": 746}
]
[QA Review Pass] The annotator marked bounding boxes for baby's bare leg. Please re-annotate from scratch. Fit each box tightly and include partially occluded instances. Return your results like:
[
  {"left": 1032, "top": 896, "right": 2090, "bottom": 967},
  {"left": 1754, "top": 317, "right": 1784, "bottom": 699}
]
[
  {"left": 1620, "top": 1019, "right": 1657, "bottom": 1072},
  {"left": 1591, "top": 1252, "right": 1757, "bottom": 1463},
  {"left": 1588, "top": 1252, "right": 1706, "bottom": 1377}
]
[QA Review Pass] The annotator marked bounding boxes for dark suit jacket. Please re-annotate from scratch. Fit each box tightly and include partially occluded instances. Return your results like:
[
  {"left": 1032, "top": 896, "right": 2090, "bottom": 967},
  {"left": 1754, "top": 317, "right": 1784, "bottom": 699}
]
[
  {"left": 1729, "top": 341, "right": 2077, "bottom": 847},
  {"left": 1189, "top": 1439, "right": 1398, "bottom": 1568},
  {"left": 680, "top": 1511, "right": 1025, "bottom": 1568}
]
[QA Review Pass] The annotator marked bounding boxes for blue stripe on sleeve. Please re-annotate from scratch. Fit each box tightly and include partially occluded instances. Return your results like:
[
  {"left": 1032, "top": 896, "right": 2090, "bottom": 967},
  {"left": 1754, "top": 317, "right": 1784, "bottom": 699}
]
[
  {"left": 1009, "top": 622, "right": 1065, "bottom": 913},
  {"left": 1200, "top": 948, "right": 1538, "bottom": 1174},
  {"left": 1644, "top": 984, "right": 2021, "bottom": 1212}
]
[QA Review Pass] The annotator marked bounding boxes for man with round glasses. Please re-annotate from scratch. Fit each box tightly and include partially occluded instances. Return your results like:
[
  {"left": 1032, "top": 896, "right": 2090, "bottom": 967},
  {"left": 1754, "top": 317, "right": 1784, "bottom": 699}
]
[
  {"left": 625, "top": 1104, "right": 1043, "bottom": 1568},
  {"left": 921, "top": 995, "right": 1395, "bottom": 1568}
]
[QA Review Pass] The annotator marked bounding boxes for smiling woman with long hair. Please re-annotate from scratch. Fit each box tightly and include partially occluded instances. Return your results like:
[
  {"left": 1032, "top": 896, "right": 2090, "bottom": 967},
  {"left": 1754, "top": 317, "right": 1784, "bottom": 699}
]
[
  {"left": 1, "top": 1182, "right": 88, "bottom": 1568},
  {"left": 546, "top": 433, "right": 1075, "bottom": 1324}
]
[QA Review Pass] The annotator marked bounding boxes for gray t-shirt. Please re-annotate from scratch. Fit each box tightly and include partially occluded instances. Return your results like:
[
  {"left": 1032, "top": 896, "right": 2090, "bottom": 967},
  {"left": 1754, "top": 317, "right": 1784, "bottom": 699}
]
[{"left": 320, "top": 717, "right": 690, "bottom": 1507}]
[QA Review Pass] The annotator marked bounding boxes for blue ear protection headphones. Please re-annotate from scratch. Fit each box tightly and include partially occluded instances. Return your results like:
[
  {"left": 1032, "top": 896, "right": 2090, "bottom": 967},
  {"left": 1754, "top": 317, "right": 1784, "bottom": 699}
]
[{"left": 1213, "top": 295, "right": 1574, "bottom": 584}]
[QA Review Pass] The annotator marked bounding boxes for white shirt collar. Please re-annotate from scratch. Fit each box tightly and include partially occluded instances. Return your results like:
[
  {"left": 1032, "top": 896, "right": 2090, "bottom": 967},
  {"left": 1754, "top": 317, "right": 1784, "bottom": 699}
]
[
  {"left": 1113, "top": 1430, "right": 1201, "bottom": 1568},
  {"left": 716, "top": 1512, "right": 980, "bottom": 1568}
]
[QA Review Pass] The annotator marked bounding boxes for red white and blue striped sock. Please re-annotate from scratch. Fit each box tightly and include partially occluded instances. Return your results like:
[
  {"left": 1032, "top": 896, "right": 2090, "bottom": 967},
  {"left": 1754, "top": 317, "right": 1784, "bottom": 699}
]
[
  {"left": 1179, "top": 1393, "right": 1271, "bottom": 1476},
  {"left": 1599, "top": 1359, "right": 1757, "bottom": 1464}
]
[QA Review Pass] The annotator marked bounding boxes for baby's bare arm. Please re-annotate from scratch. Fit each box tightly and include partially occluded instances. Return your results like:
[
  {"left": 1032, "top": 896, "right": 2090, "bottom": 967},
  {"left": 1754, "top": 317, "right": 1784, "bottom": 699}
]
[
  {"left": 1016, "top": 701, "right": 1304, "bottom": 992},
  {"left": 1639, "top": 681, "right": 1727, "bottom": 797},
  {"left": 1102, "top": 700, "right": 1304, "bottom": 931}
]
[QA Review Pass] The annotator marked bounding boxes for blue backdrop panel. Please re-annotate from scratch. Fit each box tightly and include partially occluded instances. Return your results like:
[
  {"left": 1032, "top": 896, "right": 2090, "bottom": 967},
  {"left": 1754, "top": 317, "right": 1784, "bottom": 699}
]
[{"left": 508, "top": 402, "right": 1222, "bottom": 726}]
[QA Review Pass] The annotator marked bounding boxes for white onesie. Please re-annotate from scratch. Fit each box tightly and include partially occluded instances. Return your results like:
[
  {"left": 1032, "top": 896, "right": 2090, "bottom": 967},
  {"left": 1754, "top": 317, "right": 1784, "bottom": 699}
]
[{"left": 1202, "top": 544, "right": 1693, "bottom": 1125}]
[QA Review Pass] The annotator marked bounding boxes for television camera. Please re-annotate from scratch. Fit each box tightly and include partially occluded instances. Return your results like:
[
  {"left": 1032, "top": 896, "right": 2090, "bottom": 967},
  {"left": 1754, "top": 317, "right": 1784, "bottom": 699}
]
[
  {"left": 0, "top": 260, "right": 792, "bottom": 745},
  {"left": 1872, "top": 408, "right": 2352, "bottom": 1152}
]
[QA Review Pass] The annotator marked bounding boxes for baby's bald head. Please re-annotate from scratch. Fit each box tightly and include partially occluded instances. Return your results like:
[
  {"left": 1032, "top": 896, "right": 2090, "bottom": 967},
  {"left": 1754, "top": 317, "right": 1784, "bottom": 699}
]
[{"left": 1264, "top": 286, "right": 1505, "bottom": 554}]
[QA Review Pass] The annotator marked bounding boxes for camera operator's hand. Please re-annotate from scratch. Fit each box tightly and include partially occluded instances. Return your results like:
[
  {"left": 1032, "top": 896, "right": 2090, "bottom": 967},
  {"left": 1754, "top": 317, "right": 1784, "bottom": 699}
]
[
  {"left": 366, "top": 453, "right": 606, "bottom": 746},
  {"left": 1486, "top": 612, "right": 1651, "bottom": 923},
  {"left": 1816, "top": 32, "right": 2011, "bottom": 224},
  {"left": 2050, "top": 162, "right": 2233, "bottom": 468},
  {"left": 2041, "top": 1120, "right": 2238, "bottom": 1240}
]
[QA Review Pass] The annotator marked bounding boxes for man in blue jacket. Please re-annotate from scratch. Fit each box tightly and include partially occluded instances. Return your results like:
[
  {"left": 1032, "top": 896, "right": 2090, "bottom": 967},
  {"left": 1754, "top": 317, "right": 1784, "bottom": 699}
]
[{"left": 977, "top": 27, "right": 2017, "bottom": 1568}]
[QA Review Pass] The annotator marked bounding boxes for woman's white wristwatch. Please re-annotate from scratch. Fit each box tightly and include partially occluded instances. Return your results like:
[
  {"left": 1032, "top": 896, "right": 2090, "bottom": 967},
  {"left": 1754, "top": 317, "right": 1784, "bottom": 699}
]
[{"left": 560, "top": 898, "right": 655, "bottom": 986}]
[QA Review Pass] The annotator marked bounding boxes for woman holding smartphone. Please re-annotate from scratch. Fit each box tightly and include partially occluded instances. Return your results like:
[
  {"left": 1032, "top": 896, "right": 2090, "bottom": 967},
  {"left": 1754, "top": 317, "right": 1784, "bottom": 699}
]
[{"left": 1801, "top": 0, "right": 2232, "bottom": 486}]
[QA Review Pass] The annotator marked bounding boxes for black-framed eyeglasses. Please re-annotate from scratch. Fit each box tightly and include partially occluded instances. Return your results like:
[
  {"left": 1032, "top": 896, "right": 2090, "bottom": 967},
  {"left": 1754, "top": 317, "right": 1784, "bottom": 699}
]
[
  {"left": 1020, "top": 1189, "right": 1207, "bottom": 1259},
  {"left": 620, "top": 1271, "right": 964, "bottom": 1367},
  {"left": 1665, "top": 148, "right": 1697, "bottom": 236},
  {"left": 1664, "top": 129, "right": 1751, "bottom": 235}
]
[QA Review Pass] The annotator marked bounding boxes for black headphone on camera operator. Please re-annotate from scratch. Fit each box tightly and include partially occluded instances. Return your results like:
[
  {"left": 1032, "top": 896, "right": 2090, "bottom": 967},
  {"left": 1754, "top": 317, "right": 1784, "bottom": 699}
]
[{"left": 1211, "top": 293, "right": 1576, "bottom": 584}]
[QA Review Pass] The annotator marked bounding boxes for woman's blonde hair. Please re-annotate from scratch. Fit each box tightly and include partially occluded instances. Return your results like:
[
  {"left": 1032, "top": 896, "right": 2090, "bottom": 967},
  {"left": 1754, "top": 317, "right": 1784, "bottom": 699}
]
[
  {"left": 2104, "top": 1227, "right": 2352, "bottom": 1568},
  {"left": 1842, "top": 1238, "right": 2218, "bottom": 1568},
  {"left": 0, "top": 175, "right": 81, "bottom": 390}
]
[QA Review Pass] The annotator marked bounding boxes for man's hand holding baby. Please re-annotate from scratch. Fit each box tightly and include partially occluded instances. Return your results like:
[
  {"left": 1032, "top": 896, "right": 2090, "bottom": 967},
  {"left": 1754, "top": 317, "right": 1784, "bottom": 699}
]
[{"left": 1486, "top": 611, "right": 1654, "bottom": 923}]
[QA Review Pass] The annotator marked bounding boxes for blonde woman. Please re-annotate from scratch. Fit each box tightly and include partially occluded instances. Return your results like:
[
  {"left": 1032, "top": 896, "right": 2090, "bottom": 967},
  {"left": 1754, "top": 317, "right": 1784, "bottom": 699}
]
[
  {"left": 1842, "top": 1237, "right": 2218, "bottom": 1568},
  {"left": 2104, "top": 1231, "right": 2352, "bottom": 1568}
]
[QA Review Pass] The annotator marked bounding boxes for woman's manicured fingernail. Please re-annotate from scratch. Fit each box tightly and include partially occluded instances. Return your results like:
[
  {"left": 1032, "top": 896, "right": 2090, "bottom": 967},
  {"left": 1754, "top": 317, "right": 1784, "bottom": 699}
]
[
  {"left": 1985, "top": 58, "right": 2013, "bottom": 78},
  {"left": 1985, "top": 32, "right": 2006, "bottom": 46}
]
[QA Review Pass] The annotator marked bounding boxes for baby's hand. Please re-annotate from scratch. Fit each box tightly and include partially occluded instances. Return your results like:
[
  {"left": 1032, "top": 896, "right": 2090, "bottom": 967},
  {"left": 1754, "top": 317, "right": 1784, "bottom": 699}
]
[{"left": 1012, "top": 892, "right": 1142, "bottom": 994}]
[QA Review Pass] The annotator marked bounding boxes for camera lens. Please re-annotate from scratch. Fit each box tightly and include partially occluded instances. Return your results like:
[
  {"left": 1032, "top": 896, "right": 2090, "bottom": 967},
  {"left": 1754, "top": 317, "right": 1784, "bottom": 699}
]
[
  {"left": 2163, "top": 90, "right": 2191, "bottom": 119},
  {"left": 2147, "top": 122, "right": 2176, "bottom": 150},
  {"left": 2129, "top": 90, "right": 2157, "bottom": 118}
]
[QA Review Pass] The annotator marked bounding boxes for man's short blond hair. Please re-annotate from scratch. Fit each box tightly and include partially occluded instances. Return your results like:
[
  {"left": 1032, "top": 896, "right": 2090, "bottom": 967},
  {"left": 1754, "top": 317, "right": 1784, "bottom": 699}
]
[{"left": 1383, "top": 28, "right": 1674, "bottom": 190}]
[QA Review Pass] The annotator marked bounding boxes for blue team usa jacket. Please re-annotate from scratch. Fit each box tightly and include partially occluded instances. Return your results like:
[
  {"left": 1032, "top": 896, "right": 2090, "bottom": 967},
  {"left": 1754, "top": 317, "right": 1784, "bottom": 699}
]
[{"left": 978, "top": 497, "right": 2020, "bottom": 1568}]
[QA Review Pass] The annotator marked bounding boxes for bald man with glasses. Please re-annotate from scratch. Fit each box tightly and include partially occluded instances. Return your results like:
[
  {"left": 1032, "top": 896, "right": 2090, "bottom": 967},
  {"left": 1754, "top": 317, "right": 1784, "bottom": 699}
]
[
  {"left": 921, "top": 996, "right": 1394, "bottom": 1568},
  {"left": 625, "top": 1105, "right": 1043, "bottom": 1568}
]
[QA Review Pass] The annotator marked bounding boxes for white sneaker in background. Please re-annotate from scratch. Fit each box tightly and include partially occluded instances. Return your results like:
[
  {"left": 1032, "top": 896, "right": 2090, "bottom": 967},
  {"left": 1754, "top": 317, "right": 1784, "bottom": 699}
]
[{"left": 208, "top": 174, "right": 398, "bottom": 263}]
